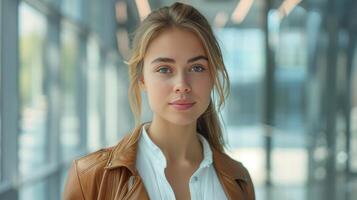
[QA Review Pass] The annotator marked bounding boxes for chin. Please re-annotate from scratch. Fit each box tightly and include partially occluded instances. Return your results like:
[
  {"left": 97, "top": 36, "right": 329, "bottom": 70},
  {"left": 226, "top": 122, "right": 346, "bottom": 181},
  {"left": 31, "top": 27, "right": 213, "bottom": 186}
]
[
  {"left": 165, "top": 114, "right": 199, "bottom": 126},
  {"left": 152, "top": 107, "right": 205, "bottom": 126}
]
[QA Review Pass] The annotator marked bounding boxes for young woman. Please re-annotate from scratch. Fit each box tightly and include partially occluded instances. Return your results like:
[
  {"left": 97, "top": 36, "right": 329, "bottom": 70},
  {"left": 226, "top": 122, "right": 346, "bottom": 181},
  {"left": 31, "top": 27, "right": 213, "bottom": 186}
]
[{"left": 64, "top": 2, "right": 255, "bottom": 200}]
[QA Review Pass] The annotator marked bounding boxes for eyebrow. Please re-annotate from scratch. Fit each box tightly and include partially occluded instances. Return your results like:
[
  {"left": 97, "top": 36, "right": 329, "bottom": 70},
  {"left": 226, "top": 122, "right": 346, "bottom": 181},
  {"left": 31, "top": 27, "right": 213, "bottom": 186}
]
[{"left": 150, "top": 55, "right": 208, "bottom": 64}]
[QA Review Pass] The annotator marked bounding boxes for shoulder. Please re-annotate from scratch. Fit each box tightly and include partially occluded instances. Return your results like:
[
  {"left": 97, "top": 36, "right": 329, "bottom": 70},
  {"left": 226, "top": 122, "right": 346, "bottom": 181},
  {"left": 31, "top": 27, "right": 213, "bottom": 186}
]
[
  {"left": 63, "top": 147, "right": 115, "bottom": 200},
  {"left": 73, "top": 128, "right": 142, "bottom": 175},
  {"left": 213, "top": 150, "right": 255, "bottom": 199},
  {"left": 213, "top": 151, "right": 255, "bottom": 199},
  {"left": 213, "top": 150, "right": 248, "bottom": 179},
  {"left": 74, "top": 147, "right": 113, "bottom": 175},
  {"left": 73, "top": 130, "right": 137, "bottom": 174},
  {"left": 63, "top": 128, "right": 143, "bottom": 199}
]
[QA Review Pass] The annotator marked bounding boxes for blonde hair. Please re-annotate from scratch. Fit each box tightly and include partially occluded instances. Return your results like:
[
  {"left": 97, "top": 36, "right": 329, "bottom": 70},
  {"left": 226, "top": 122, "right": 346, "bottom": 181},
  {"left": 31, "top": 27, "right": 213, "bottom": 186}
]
[{"left": 127, "top": 2, "right": 230, "bottom": 152}]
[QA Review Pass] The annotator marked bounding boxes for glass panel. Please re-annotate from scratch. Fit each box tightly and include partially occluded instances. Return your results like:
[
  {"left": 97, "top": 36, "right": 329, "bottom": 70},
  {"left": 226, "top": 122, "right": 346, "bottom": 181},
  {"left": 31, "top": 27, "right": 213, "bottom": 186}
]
[
  {"left": 272, "top": 28, "right": 308, "bottom": 185},
  {"left": 116, "top": 63, "right": 133, "bottom": 138},
  {"left": 104, "top": 59, "right": 119, "bottom": 146},
  {"left": 61, "top": 0, "right": 82, "bottom": 21},
  {"left": 274, "top": 30, "right": 307, "bottom": 130},
  {"left": 87, "top": 0, "right": 101, "bottom": 32},
  {"left": 60, "top": 22, "right": 81, "bottom": 160},
  {"left": 19, "top": 179, "right": 47, "bottom": 200},
  {"left": 268, "top": 5, "right": 309, "bottom": 199},
  {"left": 18, "top": 2, "right": 48, "bottom": 177},
  {"left": 87, "top": 36, "right": 102, "bottom": 151},
  {"left": 217, "top": 28, "right": 266, "bottom": 185}
]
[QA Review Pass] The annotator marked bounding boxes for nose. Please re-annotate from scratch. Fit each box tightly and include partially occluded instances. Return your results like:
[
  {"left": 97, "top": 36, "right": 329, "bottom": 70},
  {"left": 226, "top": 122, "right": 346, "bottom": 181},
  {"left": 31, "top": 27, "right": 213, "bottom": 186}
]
[{"left": 173, "top": 74, "right": 191, "bottom": 93}]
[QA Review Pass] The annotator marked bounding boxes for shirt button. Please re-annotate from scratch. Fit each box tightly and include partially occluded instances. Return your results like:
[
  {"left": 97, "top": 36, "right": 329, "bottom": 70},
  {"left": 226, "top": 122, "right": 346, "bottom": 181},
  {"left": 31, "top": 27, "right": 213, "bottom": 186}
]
[{"left": 193, "top": 176, "right": 198, "bottom": 182}]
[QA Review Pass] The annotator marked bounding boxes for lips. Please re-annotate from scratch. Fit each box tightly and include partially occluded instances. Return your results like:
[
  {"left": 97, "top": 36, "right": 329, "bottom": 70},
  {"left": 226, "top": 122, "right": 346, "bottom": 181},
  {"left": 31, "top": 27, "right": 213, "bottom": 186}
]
[{"left": 168, "top": 99, "right": 196, "bottom": 110}]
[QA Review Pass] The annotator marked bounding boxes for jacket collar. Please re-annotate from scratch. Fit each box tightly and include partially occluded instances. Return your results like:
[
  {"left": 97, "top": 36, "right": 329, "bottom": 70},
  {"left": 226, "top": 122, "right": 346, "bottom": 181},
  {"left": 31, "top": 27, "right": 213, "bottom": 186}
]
[
  {"left": 212, "top": 148, "right": 248, "bottom": 182},
  {"left": 104, "top": 123, "right": 248, "bottom": 182}
]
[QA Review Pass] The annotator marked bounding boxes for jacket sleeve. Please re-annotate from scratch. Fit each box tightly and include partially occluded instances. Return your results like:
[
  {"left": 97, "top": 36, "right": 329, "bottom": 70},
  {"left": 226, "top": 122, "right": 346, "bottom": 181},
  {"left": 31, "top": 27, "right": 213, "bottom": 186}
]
[
  {"left": 243, "top": 165, "right": 256, "bottom": 200},
  {"left": 63, "top": 161, "right": 85, "bottom": 200}
]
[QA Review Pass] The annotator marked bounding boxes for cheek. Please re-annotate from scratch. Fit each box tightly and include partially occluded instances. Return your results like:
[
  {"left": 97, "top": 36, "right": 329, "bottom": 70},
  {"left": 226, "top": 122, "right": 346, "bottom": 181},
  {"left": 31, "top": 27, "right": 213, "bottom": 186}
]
[
  {"left": 145, "top": 77, "right": 171, "bottom": 108},
  {"left": 192, "top": 76, "right": 213, "bottom": 97}
]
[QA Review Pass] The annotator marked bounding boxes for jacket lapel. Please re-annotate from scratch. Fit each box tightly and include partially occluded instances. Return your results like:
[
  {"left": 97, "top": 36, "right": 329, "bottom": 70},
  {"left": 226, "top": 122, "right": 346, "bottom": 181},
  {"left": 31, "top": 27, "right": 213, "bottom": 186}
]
[
  {"left": 104, "top": 124, "right": 143, "bottom": 174},
  {"left": 102, "top": 124, "right": 150, "bottom": 200}
]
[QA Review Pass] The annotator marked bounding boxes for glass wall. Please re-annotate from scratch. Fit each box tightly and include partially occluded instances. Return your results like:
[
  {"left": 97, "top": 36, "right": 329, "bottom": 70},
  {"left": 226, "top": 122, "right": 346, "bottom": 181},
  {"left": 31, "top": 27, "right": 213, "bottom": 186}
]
[
  {"left": 60, "top": 21, "right": 80, "bottom": 161},
  {"left": 18, "top": 2, "right": 48, "bottom": 199},
  {"left": 86, "top": 36, "right": 102, "bottom": 152},
  {"left": 61, "top": 0, "right": 82, "bottom": 21},
  {"left": 18, "top": 1, "right": 48, "bottom": 178},
  {"left": 218, "top": 28, "right": 267, "bottom": 185},
  {"left": 104, "top": 57, "right": 119, "bottom": 146},
  {"left": 271, "top": 7, "right": 308, "bottom": 189},
  {"left": 216, "top": 0, "right": 357, "bottom": 199},
  {"left": 0, "top": 0, "right": 121, "bottom": 199}
]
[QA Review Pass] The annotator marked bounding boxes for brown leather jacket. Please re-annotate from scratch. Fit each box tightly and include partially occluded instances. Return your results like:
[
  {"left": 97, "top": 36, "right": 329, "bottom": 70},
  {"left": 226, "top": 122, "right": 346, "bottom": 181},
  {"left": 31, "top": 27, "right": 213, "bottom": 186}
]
[{"left": 63, "top": 124, "right": 255, "bottom": 200}]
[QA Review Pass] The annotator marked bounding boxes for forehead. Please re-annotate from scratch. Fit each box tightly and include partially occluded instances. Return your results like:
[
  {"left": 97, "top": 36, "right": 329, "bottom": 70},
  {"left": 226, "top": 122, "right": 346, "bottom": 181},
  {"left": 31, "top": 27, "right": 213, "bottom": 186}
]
[{"left": 144, "top": 28, "right": 207, "bottom": 62}]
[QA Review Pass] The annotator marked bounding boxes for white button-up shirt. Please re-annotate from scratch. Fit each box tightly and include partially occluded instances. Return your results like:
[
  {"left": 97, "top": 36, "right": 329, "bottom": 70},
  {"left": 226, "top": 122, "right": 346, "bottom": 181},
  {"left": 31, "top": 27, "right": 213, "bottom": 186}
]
[{"left": 136, "top": 123, "right": 227, "bottom": 200}]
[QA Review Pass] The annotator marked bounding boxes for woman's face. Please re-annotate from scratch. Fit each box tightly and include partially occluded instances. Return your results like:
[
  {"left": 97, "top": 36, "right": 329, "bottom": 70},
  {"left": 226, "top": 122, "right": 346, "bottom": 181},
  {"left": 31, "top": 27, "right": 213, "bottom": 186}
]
[{"left": 141, "top": 27, "right": 214, "bottom": 126}]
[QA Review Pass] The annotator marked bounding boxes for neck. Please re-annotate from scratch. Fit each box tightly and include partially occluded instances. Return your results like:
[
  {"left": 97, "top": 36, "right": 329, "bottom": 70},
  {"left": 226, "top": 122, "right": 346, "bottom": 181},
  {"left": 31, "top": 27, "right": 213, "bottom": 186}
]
[{"left": 146, "top": 116, "right": 203, "bottom": 165}]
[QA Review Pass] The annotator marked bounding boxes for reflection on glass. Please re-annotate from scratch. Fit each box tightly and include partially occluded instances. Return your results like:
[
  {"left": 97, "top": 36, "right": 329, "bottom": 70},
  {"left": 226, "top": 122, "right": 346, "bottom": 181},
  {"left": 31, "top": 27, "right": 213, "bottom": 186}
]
[
  {"left": 217, "top": 28, "right": 266, "bottom": 185},
  {"left": 87, "top": 36, "right": 102, "bottom": 151},
  {"left": 19, "top": 2, "right": 48, "bottom": 177},
  {"left": 60, "top": 22, "right": 80, "bottom": 161}
]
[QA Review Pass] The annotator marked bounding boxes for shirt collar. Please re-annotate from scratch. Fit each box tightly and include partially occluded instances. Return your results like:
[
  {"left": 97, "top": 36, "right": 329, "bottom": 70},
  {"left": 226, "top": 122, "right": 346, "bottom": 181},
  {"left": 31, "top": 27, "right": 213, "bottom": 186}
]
[
  {"left": 139, "top": 123, "right": 213, "bottom": 170},
  {"left": 140, "top": 123, "right": 167, "bottom": 169},
  {"left": 105, "top": 122, "right": 248, "bottom": 182},
  {"left": 196, "top": 133, "right": 213, "bottom": 168}
]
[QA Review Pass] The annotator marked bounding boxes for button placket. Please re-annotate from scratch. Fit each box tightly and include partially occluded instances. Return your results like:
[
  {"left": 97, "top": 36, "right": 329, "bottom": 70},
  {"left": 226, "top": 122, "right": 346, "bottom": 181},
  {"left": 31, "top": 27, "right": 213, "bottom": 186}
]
[{"left": 189, "top": 175, "right": 199, "bottom": 200}]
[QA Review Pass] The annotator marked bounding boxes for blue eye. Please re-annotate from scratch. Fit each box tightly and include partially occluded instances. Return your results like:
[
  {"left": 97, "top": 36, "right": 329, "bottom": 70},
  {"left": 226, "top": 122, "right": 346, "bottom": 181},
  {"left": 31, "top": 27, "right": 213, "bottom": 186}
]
[
  {"left": 191, "top": 65, "right": 206, "bottom": 72},
  {"left": 157, "top": 67, "right": 171, "bottom": 73}
]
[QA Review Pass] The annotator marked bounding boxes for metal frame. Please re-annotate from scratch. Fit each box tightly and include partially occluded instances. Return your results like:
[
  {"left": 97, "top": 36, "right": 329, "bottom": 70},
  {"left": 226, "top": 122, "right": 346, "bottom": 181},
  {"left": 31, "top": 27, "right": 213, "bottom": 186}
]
[
  {"left": 0, "top": 0, "right": 20, "bottom": 199},
  {"left": 263, "top": 0, "right": 275, "bottom": 186},
  {"left": 0, "top": 0, "right": 2, "bottom": 184}
]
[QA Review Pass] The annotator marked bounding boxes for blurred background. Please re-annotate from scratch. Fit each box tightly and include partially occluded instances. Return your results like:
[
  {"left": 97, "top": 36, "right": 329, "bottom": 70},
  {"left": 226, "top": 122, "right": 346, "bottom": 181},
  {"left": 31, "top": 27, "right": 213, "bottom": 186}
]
[{"left": 0, "top": 0, "right": 356, "bottom": 199}]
